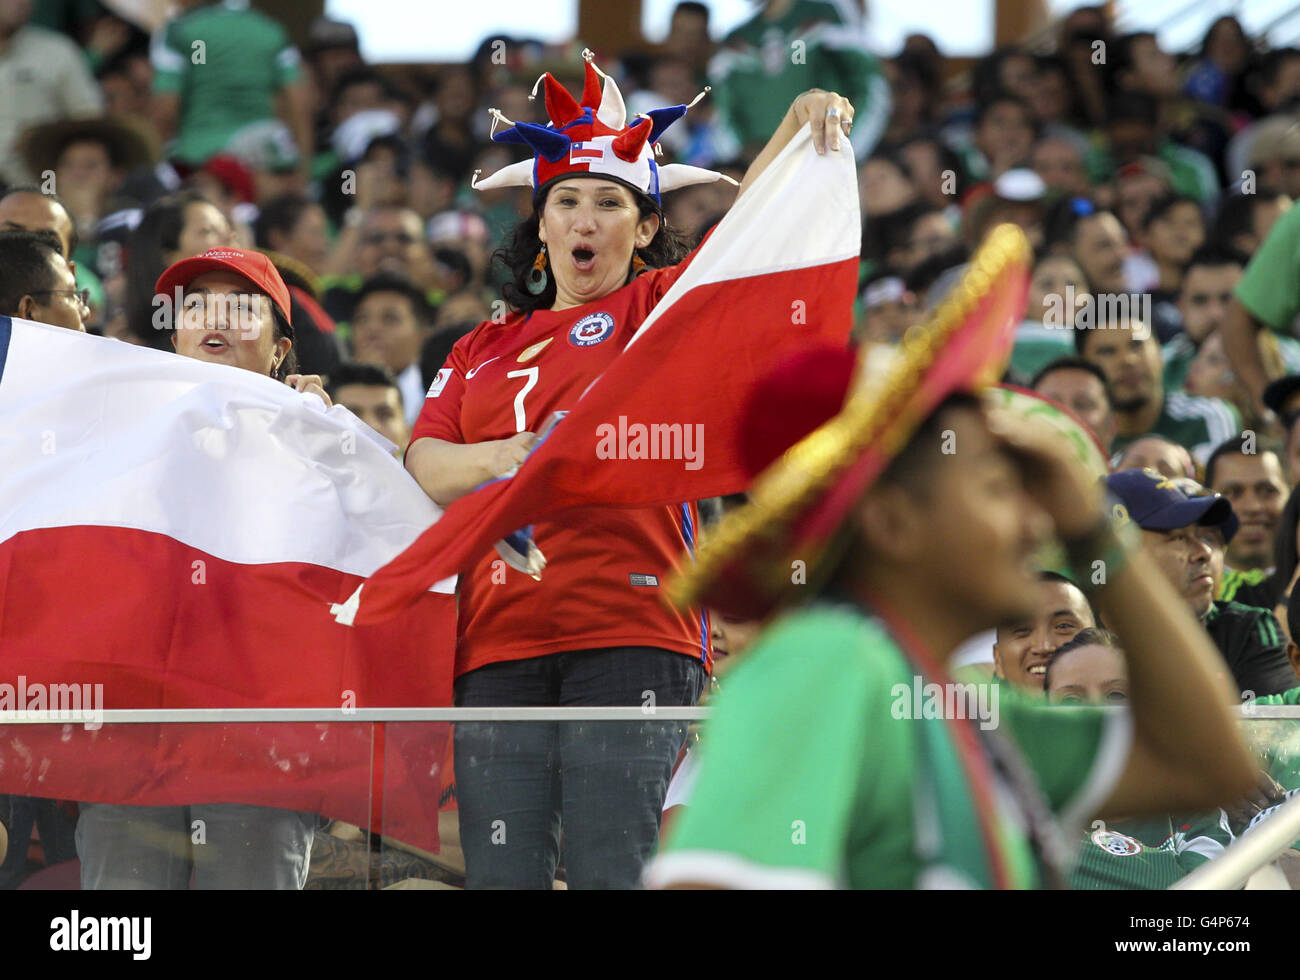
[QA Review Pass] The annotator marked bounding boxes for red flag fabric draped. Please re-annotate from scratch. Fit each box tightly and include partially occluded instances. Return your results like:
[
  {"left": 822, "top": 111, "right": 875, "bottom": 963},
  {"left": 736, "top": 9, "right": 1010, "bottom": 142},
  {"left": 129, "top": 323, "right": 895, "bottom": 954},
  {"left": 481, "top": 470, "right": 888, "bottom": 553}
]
[
  {"left": 0, "top": 317, "right": 457, "bottom": 850},
  {"left": 339, "top": 123, "right": 861, "bottom": 627}
]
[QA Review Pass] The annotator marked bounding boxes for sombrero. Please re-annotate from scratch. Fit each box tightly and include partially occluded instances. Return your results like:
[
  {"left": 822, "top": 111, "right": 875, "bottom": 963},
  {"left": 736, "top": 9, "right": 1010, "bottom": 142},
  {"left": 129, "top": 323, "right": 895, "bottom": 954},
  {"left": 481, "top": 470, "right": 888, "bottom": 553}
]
[
  {"left": 20, "top": 115, "right": 159, "bottom": 177},
  {"left": 667, "top": 223, "right": 1033, "bottom": 620}
]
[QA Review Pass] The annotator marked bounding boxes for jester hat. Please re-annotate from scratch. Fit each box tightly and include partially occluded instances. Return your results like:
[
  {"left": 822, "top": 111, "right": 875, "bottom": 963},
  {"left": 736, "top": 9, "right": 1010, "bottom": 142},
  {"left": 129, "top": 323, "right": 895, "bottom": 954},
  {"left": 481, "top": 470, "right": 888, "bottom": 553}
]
[{"left": 472, "top": 49, "right": 735, "bottom": 207}]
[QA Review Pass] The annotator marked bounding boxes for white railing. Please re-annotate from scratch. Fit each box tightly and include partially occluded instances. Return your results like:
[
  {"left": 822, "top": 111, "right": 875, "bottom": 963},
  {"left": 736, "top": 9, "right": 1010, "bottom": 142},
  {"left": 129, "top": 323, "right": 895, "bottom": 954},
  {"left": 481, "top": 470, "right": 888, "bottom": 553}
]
[
  {"left": 0, "top": 706, "right": 711, "bottom": 723},
  {"left": 0, "top": 704, "right": 1296, "bottom": 722}
]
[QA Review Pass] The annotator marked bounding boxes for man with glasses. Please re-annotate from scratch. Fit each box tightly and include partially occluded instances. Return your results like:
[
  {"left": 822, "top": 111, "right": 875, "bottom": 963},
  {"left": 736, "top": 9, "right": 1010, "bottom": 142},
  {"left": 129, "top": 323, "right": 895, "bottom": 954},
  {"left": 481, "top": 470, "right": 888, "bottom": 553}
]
[
  {"left": 1106, "top": 468, "right": 1295, "bottom": 696},
  {"left": 0, "top": 185, "right": 104, "bottom": 325},
  {"left": 0, "top": 229, "right": 86, "bottom": 331},
  {"left": 321, "top": 205, "right": 440, "bottom": 329}
]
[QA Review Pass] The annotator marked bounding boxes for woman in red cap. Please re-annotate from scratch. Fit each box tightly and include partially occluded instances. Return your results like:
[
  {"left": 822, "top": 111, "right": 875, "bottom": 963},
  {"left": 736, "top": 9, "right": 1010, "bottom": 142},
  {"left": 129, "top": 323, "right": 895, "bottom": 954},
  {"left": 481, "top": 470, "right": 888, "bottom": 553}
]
[
  {"left": 161, "top": 245, "right": 330, "bottom": 399},
  {"left": 74, "top": 246, "right": 329, "bottom": 890},
  {"left": 405, "top": 53, "right": 855, "bottom": 889}
]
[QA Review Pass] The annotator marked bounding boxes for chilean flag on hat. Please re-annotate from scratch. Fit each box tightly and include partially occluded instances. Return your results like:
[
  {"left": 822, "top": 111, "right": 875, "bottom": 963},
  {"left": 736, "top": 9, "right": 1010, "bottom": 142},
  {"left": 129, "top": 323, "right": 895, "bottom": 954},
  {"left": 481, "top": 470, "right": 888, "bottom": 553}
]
[{"left": 472, "top": 49, "right": 732, "bottom": 205}]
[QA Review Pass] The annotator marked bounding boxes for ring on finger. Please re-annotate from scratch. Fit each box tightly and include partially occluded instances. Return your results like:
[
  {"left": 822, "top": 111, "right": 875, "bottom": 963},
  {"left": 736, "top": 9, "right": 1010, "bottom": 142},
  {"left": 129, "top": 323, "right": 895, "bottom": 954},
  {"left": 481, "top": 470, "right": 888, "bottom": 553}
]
[{"left": 826, "top": 106, "right": 840, "bottom": 118}]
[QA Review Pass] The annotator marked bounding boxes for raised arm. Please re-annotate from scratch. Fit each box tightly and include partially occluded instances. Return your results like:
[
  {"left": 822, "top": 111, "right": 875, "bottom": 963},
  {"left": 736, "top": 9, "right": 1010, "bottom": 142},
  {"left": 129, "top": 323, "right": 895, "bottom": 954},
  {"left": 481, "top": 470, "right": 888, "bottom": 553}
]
[
  {"left": 1221, "top": 298, "right": 1273, "bottom": 422},
  {"left": 736, "top": 90, "right": 856, "bottom": 199},
  {"left": 987, "top": 408, "right": 1257, "bottom": 818}
]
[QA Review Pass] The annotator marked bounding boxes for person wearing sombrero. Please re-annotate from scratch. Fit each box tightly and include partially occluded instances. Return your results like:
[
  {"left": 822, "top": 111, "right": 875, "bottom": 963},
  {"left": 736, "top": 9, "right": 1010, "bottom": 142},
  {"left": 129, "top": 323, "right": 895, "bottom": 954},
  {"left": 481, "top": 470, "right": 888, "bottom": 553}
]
[
  {"left": 645, "top": 227, "right": 1257, "bottom": 889},
  {"left": 18, "top": 115, "right": 160, "bottom": 262}
]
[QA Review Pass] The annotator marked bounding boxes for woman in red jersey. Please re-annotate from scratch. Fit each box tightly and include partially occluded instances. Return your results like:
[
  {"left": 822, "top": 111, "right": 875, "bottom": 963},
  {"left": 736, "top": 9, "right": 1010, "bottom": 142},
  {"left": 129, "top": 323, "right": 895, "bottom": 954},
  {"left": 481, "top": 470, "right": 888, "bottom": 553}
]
[{"left": 406, "top": 52, "right": 854, "bottom": 889}]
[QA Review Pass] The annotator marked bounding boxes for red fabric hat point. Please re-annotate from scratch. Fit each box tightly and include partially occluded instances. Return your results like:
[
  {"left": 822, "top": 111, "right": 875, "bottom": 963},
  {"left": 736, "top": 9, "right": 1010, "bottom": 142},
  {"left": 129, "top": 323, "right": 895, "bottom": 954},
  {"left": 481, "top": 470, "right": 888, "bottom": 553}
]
[
  {"left": 479, "top": 53, "right": 731, "bottom": 206},
  {"left": 580, "top": 60, "right": 602, "bottom": 109},
  {"left": 611, "top": 117, "right": 652, "bottom": 162},
  {"left": 739, "top": 346, "right": 858, "bottom": 479},
  {"left": 543, "top": 73, "right": 584, "bottom": 127}
]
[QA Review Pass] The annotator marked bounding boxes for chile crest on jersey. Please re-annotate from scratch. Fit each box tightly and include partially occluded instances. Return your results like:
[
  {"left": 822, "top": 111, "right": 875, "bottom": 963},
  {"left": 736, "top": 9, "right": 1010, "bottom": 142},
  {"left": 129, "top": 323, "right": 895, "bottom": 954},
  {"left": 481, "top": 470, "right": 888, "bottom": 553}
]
[{"left": 568, "top": 312, "right": 616, "bottom": 347}]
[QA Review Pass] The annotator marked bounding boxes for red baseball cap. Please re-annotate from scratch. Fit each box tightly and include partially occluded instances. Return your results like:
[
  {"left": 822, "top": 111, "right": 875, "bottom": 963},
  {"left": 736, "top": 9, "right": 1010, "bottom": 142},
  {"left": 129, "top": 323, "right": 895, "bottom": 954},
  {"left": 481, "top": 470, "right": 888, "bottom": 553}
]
[{"left": 155, "top": 247, "right": 293, "bottom": 328}]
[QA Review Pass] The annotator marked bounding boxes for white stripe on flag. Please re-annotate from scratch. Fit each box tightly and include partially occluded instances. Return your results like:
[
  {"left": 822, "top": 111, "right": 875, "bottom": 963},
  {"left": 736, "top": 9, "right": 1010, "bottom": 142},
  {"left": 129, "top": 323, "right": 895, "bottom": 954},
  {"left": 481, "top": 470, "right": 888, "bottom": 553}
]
[
  {"left": 625, "top": 123, "right": 860, "bottom": 352},
  {"left": 0, "top": 319, "right": 454, "bottom": 591}
]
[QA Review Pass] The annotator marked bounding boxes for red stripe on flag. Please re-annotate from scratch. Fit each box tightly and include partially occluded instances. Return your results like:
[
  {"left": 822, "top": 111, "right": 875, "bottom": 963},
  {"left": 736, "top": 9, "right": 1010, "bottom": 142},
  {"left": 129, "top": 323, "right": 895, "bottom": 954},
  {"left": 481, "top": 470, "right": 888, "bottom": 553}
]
[
  {"left": 352, "top": 256, "right": 858, "bottom": 624},
  {"left": 0, "top": 525, "right": 453, "bottom": 707},
  {"left": 0, "top": 720, "right": 449, "bottom": 852},
  {"left": 0, "top": 525, "right": 455, "bottom": 850}
]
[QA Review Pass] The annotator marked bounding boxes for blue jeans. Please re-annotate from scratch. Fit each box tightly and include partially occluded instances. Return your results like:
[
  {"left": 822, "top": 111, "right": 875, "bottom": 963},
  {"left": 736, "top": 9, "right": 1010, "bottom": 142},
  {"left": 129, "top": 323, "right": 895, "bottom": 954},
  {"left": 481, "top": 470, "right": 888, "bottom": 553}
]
[
  {"left": 453, "top": 646, "right": 706, "bottom": 889},
  {"left": 75, "top": 803, "right": 316, "bottom": 890}
]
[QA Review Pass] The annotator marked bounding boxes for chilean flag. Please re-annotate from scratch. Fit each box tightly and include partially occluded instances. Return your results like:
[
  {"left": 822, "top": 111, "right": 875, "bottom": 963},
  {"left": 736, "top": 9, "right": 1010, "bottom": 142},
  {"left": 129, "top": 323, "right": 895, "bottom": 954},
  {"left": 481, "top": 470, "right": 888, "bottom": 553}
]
[
  {"left": 0, "top": 320, "right": 457, "bottom": 850},
  {"left": 337, "top": 123, "right": 860, "bottom": 626},
  {"left": 569, "top": 141, "right": 604, "bottom": 163}
]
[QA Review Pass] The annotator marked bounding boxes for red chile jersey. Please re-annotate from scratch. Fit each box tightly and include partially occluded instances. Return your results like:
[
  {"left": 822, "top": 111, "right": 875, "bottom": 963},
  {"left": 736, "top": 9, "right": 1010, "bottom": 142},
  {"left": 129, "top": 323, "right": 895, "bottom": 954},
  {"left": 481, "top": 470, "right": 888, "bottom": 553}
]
[{"left": 411, "top": 264, "right": 713, "bottom": 678}]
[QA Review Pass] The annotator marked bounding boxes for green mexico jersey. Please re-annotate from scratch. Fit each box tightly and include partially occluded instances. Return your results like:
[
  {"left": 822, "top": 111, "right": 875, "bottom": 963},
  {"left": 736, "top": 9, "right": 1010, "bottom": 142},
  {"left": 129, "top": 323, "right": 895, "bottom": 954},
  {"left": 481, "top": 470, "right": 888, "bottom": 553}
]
[
  {"left": 150, "top": 0, "right": 301, "bottom": 165},
  {"left": 1163, "top": 333, "right": 1300, "bottom": 394},
  {"left": 1109, "top": 391, "right": 1239, "bottom": 466},
  {"left": 1220, "top": 566, "right": 1272, "bottom": 605},
  {"left": 1161, "top": 334, "right": 1196, "bottom": 393},
  {"left": 645, "top": 604, "right": 1131, "bottom": 889},
  {"left": 709, "top": 0, "right": 889, "bottom": 157},
  {"left": 1009, "top": 321, "right": 1074, "bottom": 382},
  {"left": 1086, "top": 139, "right": 1219, "bottom": 203},
  {"left": 1069, "top": 814, "right": 1227, "bottom": 889}
]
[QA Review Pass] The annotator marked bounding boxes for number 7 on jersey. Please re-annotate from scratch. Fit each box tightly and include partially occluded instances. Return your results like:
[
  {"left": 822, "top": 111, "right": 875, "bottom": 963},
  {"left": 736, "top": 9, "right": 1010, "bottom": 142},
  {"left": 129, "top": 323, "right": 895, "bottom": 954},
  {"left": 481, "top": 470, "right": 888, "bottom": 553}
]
[{"left": 506, "top": 367, "right": 539, "bottom": 432}]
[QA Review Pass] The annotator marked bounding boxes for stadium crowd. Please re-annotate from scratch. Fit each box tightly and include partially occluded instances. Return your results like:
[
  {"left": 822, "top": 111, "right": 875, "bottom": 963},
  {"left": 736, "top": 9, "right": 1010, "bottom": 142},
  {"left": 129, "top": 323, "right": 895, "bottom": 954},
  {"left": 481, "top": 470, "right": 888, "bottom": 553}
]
[{"left": 5, "top": 0, "right": 1300, "bottom": 891}]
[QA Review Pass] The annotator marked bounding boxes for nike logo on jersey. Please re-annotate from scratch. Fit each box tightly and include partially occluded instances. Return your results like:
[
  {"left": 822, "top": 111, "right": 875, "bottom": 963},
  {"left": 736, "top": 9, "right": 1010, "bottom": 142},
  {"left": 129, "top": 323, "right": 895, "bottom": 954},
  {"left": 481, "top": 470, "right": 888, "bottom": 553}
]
[
  {"left": 517, "top": 338, "right": 553, "bottom": 362},
  {"left": 465, "top": 356, "right": 500, "bottom": 379}
]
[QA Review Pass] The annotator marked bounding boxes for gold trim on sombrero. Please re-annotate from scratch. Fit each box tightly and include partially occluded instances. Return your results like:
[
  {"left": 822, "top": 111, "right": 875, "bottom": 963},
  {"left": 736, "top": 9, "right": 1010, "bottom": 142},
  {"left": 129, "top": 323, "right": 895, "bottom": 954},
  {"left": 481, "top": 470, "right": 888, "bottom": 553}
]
[{"left": 666, "top": 223, "right": 1032, "bottom": 612}]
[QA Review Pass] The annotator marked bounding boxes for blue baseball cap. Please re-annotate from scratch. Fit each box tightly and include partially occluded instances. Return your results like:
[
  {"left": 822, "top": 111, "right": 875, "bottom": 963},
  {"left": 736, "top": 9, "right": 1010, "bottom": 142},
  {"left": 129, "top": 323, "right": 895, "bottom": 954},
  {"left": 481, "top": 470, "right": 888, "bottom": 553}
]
[{"left": 1105, "top": 468, "right": 1237, "bottom": 542}]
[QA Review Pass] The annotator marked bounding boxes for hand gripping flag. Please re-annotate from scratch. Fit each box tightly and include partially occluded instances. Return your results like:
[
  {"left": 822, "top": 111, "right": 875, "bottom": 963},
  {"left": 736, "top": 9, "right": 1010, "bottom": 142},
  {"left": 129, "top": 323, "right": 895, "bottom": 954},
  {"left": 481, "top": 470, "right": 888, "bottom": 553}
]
[
  {"left": 0, "top": 319, "right": 457, "bottom": 851},
  {"left": 335, "top": 122, "right": 860, "bottom": 627}
]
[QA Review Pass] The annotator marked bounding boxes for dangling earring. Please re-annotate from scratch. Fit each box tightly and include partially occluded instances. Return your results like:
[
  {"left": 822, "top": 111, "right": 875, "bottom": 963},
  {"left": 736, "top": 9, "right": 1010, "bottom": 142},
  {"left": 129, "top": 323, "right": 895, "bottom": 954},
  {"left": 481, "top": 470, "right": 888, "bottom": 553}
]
[
  {"left": 631, "top": 252, "right": 647, "bottom": 276},
  {"left": 526, "top": 245, "right": 549, "bottom": 295}
]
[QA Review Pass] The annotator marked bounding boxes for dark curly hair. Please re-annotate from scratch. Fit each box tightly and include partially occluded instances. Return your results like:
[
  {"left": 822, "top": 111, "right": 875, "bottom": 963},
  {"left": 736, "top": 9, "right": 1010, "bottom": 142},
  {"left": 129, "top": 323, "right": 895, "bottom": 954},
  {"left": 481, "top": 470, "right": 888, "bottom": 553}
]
[{"left": 494, "top": 181, "right": 693, "bottom": 314}]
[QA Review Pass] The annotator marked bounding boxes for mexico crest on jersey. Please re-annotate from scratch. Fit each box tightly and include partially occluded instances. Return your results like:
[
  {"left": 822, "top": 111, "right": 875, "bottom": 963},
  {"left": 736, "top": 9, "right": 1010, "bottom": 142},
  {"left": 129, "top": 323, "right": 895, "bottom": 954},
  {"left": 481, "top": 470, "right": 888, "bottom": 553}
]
[
  {"left": 1091, "top": 828, "right": 1143, "bottom": 856},
  {"left": 568, "top": 312, "right": 616, "bottom": 347}
]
